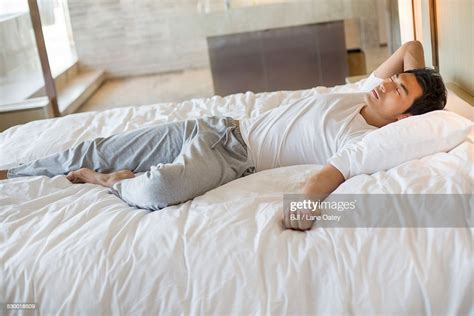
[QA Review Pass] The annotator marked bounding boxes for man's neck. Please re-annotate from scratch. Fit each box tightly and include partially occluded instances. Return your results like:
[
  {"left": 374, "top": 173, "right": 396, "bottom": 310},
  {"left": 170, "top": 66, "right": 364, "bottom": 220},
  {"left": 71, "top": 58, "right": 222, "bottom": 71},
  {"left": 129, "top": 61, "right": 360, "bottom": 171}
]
[{"left": 359, "top": 105, "right": 391, "bottom": 128}]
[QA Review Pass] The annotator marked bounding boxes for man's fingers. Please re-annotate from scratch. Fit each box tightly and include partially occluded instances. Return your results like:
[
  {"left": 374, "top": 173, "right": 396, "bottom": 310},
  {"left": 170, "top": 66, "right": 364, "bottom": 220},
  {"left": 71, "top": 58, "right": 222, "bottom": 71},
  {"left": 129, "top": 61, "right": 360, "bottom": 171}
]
[
  {"left": 297, "top": 210, "right": 314, "bottom": 230},
  {"left": 282, "top": 208, "right": 315, "bottom": 231}
]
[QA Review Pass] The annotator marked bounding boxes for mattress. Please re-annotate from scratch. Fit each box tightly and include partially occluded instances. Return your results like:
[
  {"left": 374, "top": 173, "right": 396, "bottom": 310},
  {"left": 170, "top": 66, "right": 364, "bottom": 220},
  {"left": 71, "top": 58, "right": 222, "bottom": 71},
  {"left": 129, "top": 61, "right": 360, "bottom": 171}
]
[{"left": 1, "top": 81, "right": 472, "bottom": 315}]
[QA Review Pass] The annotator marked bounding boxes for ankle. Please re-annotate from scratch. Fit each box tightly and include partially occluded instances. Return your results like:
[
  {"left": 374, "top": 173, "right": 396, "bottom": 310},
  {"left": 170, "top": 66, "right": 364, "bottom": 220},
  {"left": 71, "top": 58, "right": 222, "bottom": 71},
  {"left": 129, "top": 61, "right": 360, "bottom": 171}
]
[
  {"left": 105, "top": 170, "right": 134, "bottom": 187},
  {"left": 105, "top": 176, "right": 121, "bottom": 187}
]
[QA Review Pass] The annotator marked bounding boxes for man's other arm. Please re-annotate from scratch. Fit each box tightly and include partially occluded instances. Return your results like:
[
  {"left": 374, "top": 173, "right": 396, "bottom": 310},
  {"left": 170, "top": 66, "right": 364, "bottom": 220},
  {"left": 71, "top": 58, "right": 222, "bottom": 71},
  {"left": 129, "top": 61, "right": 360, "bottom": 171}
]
[
  {"left": 282, "top": 164, "right": 344, "bottom": 231},
  {"left": 374, "top": 40, "right": 426, "bottom": 79}
]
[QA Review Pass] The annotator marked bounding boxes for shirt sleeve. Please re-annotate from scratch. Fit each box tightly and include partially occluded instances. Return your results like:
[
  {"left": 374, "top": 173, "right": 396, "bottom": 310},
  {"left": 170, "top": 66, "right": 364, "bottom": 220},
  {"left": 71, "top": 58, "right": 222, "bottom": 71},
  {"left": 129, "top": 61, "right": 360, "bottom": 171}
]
[
  {"left": 327, "top": 142, "right": 366, "bottom": 180},
  {"left": 327, "top": 110, "right": 473, "bottom": 180},
  {"left": 360, "top": 72, "right": 383, "bottom": 92}
]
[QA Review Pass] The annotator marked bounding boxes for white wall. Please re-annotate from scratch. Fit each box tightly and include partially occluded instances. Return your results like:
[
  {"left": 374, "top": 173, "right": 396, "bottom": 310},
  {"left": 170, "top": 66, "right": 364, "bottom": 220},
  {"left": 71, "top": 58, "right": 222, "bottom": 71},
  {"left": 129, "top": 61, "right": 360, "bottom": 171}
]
[
  {"left": 397, "top": 0, "right": 414, "bottom": 44},
  {"left": 377, "top": 0, "right": 388, "bottom": 45},
  {"left": 436, "top": 0, "right": 473, "bottom": 95},
  {"left": 413, "top": 0, "right": 433, "bottom": 68}
]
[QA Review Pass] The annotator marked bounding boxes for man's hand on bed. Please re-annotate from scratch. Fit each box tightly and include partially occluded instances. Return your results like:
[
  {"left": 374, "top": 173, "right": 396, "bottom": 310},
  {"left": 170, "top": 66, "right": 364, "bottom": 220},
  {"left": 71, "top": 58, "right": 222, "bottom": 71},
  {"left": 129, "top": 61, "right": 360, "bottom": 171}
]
[
  {"left": 282, "top": 164, "right": 345, "bottom": 231},
  {"left": 282, "top": 201, "right": 321, "bottom": 231}
]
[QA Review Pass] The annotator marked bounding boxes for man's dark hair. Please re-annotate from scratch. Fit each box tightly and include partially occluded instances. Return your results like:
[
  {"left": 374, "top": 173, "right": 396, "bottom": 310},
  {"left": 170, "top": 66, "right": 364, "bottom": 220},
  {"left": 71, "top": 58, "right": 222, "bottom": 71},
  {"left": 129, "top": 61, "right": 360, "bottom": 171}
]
[{"left": 403, "top": 68, "right": 447, "bottom": 115}]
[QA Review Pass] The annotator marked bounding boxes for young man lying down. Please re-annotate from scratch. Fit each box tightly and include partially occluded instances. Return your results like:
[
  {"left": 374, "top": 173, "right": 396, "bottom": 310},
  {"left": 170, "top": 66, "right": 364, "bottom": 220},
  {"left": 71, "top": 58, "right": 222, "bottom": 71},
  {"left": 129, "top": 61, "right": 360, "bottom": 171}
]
[{"left": 0, "top": 41, "right": 447, "bottom": 229}]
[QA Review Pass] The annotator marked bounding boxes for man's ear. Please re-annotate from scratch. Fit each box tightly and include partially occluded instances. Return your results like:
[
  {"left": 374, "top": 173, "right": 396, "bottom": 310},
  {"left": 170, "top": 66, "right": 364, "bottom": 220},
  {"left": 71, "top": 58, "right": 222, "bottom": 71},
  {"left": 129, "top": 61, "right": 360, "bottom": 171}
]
[{"left": 396, "top": 113, "right": 412, "bottom": 121}]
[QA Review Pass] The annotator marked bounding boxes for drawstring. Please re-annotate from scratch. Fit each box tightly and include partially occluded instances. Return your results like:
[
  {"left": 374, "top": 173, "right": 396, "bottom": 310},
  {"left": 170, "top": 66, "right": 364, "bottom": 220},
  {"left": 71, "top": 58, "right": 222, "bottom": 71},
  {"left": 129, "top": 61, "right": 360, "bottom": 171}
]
[{"left": 211, "top": 126, "right": 237, "bottom": 149}]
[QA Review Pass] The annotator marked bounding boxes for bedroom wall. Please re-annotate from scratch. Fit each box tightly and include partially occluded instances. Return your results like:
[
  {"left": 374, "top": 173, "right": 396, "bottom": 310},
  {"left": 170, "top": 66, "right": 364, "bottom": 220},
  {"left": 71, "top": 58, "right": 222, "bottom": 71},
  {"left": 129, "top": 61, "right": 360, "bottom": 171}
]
[
  {"left": 67, "top": 0, "right": 381, "bottom": 78},
  {"left": 436, "top": 0, "right": 473, "bottom": 96},
  {"left": 413, "top": 0, "right": 434, "bottom": 68}
]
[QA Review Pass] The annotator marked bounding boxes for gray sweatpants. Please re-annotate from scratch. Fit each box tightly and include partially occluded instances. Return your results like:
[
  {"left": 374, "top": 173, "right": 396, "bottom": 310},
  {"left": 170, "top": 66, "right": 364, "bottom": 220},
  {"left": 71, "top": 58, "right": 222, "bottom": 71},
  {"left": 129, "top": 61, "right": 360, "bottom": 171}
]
[{"left": 7, "top": 116, "right": 255, "bottom": 210}]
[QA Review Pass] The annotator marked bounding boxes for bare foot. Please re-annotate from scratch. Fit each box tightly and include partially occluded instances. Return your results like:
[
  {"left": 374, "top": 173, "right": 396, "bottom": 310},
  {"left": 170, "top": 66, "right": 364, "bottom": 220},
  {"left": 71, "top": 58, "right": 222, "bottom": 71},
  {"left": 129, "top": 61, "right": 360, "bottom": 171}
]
[{"left": 66, "top": 168, "right": 134, "bottom": 187}]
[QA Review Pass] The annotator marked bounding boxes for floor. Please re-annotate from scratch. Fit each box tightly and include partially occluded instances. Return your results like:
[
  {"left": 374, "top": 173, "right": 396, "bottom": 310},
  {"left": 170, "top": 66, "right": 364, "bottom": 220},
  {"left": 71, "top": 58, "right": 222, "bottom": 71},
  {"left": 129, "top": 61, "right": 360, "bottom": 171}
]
[
  {"left": 77, "top": 68, "right": 215, "bottom": 113},
  {"left": 78, "top": 46, "right": 389, "bottom": 113}
]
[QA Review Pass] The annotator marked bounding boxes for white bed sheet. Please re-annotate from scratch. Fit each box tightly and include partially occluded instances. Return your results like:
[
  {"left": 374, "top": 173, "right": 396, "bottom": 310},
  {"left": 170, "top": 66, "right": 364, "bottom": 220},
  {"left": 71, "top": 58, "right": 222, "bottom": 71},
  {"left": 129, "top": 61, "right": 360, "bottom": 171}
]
[{"left": 1, "top": 81, "right": 473, "bottom": 315}]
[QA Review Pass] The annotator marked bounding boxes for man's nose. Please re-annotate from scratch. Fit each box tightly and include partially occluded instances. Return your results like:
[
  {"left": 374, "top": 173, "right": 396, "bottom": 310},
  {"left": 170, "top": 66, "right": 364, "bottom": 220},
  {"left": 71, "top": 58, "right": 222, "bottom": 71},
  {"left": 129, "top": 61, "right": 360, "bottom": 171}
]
[{"left": 380, "top": 82, "right": 395, "bottom": 93}]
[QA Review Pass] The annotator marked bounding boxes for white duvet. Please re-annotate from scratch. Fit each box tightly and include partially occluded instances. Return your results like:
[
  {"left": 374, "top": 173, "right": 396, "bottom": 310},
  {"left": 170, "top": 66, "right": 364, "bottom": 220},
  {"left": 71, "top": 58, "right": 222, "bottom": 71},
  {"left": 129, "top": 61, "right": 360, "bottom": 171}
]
[{"left": 1, "top": 82, "right": 473, "bottom": 315}]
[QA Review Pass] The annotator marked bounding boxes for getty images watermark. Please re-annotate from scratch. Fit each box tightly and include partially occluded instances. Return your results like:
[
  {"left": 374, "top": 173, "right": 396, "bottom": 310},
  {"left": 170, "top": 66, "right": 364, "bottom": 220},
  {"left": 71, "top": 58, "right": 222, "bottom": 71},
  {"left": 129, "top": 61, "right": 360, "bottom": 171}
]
[
  {"left": 284, "top": 194, "right": 473, "bottom": 227},
  {"left": 288, "top": 198, "right": 357, "bottom": 222}
]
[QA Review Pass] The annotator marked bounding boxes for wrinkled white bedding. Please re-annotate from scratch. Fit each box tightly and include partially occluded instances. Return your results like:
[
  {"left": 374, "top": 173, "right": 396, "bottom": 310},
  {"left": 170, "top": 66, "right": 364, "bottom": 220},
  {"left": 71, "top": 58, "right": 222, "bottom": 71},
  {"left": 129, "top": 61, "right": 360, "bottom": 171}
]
[{"left": 1, "top": 81, "right": 472, "bottom": 315}]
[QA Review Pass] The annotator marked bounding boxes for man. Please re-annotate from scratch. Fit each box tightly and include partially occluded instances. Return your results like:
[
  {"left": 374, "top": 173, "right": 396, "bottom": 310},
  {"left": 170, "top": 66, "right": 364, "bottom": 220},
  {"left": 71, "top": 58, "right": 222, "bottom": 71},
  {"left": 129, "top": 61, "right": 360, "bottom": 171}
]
[
  {"left": 0, "top": 41, "right": 447, "bottom": 221},
  {"left": 282, "top": 41, "right": 447, "bottom": 230}
]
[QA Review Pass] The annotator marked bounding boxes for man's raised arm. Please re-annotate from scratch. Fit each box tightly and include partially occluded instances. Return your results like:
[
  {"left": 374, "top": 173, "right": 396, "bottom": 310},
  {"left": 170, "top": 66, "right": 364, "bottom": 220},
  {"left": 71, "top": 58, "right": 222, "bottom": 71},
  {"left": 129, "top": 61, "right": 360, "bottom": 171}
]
[
  {"left": 282, "top": 164, "right": 344, "bottom": 231},
  {"left": 374, "top": 40, "right": 426, "bottom": 79}
]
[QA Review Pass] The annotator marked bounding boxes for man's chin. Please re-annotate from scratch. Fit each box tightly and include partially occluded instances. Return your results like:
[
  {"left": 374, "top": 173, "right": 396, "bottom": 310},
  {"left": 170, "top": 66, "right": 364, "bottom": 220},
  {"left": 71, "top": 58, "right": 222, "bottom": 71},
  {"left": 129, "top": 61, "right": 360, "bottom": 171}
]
[
  {"left": 364, "top": 95, "right": 378, "bottom": 110},
  {"left": 363, "top": 93, "right": 374, "bottom": 105}
]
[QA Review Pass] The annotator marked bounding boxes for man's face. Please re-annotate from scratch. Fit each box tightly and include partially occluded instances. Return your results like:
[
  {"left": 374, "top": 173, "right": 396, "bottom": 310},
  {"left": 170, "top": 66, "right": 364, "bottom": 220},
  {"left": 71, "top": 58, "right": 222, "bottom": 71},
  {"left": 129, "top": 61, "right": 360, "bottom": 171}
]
[{"left": 365, "top": 73, "right": 424, "bottom": 122}]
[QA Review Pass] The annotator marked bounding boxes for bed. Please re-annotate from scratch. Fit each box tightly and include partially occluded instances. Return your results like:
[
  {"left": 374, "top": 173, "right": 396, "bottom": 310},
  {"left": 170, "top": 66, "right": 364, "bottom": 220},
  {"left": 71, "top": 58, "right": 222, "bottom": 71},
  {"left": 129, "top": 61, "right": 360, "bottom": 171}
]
[{"left": 1, "top": 80, "right": 472, "bottom": 315}]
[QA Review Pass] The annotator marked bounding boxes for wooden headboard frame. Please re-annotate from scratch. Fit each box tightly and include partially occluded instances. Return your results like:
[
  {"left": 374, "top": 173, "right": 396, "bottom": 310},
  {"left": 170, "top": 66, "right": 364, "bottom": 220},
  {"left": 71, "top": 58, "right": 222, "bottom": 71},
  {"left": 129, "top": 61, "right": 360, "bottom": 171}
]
[{"left": 427, "top": 0, "right": 439, "bottom": 69}]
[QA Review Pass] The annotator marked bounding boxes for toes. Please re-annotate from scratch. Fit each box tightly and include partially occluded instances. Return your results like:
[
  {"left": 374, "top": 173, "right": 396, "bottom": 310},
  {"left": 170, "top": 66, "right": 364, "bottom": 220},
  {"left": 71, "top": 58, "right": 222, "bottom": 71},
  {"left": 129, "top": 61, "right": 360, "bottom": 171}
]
[
  {"left": 66, "top": 172, "right": 75, "bottom": 182},
  {"left": 66, "top": 171, "right": 83, "bottom": 183}
]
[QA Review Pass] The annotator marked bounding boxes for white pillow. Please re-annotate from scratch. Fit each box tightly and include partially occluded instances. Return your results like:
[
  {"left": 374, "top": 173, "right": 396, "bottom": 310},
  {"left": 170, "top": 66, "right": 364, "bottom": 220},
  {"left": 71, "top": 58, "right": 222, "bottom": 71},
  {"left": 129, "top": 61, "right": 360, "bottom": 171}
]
[{"left": 328, "top": 110, "right": 473, "bottom": 179}]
